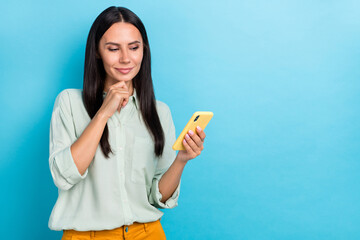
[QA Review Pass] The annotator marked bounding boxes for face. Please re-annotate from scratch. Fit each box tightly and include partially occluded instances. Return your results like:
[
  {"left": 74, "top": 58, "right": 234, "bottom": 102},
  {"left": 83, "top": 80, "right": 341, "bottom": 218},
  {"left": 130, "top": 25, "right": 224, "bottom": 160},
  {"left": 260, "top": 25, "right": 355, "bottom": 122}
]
[{"left": 98, "top": 22, "right": 144, "bottom": 88}]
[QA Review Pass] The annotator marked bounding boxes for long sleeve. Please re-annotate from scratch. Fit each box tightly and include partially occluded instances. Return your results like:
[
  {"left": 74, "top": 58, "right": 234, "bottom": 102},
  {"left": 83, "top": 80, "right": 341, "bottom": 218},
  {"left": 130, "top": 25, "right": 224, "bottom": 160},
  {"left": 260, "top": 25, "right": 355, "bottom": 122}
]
[
  {"left": 48, "top": 89, "right": 181, "bottom": 231},
  {"left": 149, "top": 104, "right": 180, "bottom": 209},
  {"left": 49, "top": 90, "right": 88, "bottom": 191}
]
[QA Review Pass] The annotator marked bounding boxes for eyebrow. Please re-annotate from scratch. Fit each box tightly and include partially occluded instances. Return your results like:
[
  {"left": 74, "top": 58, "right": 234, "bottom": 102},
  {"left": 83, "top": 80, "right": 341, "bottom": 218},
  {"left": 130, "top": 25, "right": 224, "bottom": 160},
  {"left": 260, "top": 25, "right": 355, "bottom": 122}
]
[{"left": 105, "top": 41, "right": 141, "bottom": 46}]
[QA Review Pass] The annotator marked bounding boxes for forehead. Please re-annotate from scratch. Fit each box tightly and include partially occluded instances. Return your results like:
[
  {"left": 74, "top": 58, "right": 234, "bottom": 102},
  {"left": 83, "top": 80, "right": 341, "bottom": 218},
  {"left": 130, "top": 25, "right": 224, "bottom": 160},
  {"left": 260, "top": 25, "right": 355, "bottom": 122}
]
[{"left": 101, "top": 22, "right": 142, "bottom": 43}]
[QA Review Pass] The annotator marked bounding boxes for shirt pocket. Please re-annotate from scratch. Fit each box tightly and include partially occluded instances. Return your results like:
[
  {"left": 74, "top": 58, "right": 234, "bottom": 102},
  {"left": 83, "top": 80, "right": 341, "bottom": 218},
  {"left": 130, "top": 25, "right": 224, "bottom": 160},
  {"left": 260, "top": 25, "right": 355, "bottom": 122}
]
[{"left": 131, "top": 136, "right": 156, "bottom": 186}]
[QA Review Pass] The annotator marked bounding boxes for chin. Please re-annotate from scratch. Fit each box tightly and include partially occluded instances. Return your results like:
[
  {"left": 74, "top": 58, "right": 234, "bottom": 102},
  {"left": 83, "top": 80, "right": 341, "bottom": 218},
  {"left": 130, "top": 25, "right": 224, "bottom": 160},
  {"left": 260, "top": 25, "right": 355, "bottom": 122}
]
[
  {"left": 117, "top": 77, "right": 133, "bottom": 82},
  {"left": 112, "top": 74, "right": 133, "bottom": 82}
]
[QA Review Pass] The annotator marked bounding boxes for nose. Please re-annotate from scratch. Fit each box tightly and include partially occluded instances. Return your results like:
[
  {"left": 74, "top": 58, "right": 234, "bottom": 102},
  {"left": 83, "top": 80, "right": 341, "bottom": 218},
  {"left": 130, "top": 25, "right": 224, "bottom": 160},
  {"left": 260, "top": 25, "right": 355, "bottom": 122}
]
[{"left": 119, "top": 49, "right": 130, "bottom": 63}]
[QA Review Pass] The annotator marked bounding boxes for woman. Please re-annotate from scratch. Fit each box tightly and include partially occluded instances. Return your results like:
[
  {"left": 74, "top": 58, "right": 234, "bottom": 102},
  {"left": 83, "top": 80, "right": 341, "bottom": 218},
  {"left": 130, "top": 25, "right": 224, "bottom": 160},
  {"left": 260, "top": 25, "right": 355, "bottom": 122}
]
[{"left": 48, "top": 6, "right": 206, "bottom": 240}]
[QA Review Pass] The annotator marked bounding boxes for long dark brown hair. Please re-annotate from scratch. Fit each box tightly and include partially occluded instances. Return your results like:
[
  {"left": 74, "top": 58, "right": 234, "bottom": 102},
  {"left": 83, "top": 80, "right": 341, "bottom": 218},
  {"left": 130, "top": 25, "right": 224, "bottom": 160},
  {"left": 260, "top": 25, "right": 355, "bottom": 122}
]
[{"left": 83, "top": 6, "right": 164, "bottom": 158}]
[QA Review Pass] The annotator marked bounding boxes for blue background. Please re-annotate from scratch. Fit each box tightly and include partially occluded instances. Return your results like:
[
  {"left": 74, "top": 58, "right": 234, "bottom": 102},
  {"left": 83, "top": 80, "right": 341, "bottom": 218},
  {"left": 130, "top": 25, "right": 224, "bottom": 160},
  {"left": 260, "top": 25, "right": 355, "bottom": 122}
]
[{"left": 1, "top": 0, "right": 359, "bottom": 239}]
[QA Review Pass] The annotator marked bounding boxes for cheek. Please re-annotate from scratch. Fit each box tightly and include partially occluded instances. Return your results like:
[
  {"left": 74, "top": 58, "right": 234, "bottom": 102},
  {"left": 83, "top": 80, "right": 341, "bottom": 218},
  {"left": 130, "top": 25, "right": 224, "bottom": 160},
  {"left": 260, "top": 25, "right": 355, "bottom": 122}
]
[
  {"left": 102, "top": 55, "right": 117, "bottom": 67},
  {"left": 134, "top": 52, "right": 144, "bottom": 66}
]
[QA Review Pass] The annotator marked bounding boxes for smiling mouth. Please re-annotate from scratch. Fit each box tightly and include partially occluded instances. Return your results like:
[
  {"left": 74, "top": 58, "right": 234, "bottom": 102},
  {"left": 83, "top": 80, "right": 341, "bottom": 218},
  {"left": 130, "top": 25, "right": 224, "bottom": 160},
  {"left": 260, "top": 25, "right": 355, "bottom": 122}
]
[{"left": 115, "top": 68, "right": 133, "bottom": 74}]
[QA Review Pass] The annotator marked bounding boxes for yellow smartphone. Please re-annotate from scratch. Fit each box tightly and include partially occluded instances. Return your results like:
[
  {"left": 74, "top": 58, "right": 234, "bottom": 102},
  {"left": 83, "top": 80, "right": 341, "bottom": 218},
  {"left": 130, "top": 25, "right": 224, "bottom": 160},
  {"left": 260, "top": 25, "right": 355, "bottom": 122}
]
[{"left": 172, "top": 111, "right": 214, "bottom": 151}]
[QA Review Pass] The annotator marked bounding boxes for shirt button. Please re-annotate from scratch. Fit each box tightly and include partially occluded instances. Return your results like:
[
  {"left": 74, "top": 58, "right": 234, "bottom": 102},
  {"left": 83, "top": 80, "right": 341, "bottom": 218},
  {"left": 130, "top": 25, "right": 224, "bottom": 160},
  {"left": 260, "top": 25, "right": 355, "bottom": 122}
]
[{"left": 125, "top": 227, "right": 128, "bottom": 233}]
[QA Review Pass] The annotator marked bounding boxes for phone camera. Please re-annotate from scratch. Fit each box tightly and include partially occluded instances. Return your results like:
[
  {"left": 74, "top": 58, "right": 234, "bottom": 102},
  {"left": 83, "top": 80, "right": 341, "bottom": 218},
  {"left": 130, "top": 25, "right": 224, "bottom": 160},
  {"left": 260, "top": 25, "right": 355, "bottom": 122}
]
[{"left": 194, "top": 115, "right": 200, "bottom": 122}]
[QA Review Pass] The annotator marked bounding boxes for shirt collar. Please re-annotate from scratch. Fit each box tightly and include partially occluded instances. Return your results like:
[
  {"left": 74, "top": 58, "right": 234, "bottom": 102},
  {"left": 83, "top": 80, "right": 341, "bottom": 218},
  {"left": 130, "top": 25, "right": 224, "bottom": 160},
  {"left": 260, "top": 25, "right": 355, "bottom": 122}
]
[{"left": 102, "top": 88, "right": 139, "bottom": 110}]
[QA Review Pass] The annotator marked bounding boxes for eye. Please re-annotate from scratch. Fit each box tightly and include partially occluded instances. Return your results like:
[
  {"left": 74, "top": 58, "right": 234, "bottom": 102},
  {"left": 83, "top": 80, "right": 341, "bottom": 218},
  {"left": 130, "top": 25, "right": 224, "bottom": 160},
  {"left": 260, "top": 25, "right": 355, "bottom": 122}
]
[
  {"left": 108, "top": 48, "right": 119, "bottom": 52},
  {"left": 130, "top": 46, "right": 139, "bottom": 51}
]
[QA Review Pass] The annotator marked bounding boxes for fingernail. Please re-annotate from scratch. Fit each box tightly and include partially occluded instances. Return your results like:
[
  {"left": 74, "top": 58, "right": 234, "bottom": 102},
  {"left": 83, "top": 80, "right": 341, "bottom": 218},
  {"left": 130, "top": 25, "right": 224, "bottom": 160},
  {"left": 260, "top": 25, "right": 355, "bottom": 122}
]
[
  {"left": 189, "top": 130, "right": 194, "bottom": 135},
  {"left": 197, "top": 126, "right": 202, "bottom": 131},
  {"left": 185, "top": 134, "right": 190, "bottom": 139}
]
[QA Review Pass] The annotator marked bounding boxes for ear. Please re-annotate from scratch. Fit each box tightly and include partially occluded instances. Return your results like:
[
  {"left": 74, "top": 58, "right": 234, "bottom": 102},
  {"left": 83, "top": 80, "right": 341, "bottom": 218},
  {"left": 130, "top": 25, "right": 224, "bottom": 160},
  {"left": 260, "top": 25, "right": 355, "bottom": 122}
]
[{"left": 96, "top": 52, "right": 101, "bottom": 59}]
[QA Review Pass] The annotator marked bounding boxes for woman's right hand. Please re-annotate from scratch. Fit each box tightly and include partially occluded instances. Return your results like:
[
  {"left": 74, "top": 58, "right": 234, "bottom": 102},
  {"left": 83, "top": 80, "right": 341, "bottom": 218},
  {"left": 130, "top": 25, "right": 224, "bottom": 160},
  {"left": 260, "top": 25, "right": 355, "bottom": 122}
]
[{"left": 98, "top": 81, "right": 130, "bottom": 119}]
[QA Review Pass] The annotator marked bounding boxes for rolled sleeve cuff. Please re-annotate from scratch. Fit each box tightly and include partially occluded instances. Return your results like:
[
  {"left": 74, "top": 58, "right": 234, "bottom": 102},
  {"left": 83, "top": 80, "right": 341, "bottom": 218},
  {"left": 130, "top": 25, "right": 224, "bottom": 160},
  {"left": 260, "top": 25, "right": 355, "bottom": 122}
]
[
  {"left": 150, "top": 178, "right": 180, "bottom": 209},
  {"left": 55, "top": 146, "right": 88, "bottom": 185}
]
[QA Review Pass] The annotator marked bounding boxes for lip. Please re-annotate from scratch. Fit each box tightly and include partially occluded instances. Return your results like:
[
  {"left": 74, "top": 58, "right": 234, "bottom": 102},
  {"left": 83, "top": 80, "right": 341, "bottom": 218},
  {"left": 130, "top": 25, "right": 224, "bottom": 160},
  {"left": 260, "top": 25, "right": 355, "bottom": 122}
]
[{"left": 115, "top": 67, "right": 133, "bottom": 74}]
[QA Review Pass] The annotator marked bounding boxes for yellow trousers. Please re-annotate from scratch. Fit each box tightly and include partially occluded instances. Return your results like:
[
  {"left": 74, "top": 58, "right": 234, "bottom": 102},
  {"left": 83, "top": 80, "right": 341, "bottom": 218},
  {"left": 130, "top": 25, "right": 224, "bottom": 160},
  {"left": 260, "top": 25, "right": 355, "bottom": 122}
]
[{"left": 61, "top": 220, "right": 166, "bottom": 240}]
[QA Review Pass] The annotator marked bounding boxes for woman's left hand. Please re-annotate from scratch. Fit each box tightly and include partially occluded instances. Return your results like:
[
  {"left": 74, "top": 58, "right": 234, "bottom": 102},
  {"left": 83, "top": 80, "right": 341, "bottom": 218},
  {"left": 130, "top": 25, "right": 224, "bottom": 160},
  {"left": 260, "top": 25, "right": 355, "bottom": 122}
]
[{"left": 176, "top": 126, "right": 206, "bottom": 163}]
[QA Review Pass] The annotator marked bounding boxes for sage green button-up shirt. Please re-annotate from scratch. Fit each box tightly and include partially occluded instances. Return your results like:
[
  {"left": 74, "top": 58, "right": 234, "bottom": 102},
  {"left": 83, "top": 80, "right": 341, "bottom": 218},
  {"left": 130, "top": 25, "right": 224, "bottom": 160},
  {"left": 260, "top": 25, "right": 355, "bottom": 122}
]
[{"left": 48, "top": 89, "right": 180, "bottom": 231}]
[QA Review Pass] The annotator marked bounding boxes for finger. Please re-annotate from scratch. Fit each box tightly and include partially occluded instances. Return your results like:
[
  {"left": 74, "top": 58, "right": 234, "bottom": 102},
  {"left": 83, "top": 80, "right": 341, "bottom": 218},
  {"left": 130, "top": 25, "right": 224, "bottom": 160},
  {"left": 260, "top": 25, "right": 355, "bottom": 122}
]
[
  {"left": 122, "top": 81, "right": 129, "bottom": 90},
  {"left": 196, "top": 126, "right": 206, "bottom": 142},
  {"left": 113, "top": 89, "right": 130, "bottom": 104},
  {"left": 109, "top": 88, "right": 128, "bottom": 97},
  {"left": 116, "top": 91, "right": 129, "bottom": 107},
  {"left": 122, "top": 97, "right": 129, "bottom": 107},
  {"left": 120, "top": 98, "right": 125, "bottom": 111},
  {"left": 182, "top": 138, "right": 197, "bottom": 158},
  {"left": 111, "top": 88, "right": 129, "bottom": 99},
  {"left": 110, "top": 81, "right": 128, "bottom": 90},
  {"left": 184, "top": 133, "right": 201, "bottom": 155},
  {"left": 108, "top": 85, "right": 125, "bottom": 95},
  {"left": 113, "top": 89, "right": 130, "bottom": 96},
  {"left": 107, "top": 90, "right": 128, "bottom": 99},
  {"left": 188, "top": 130, "right": 203, "bottom": 147},
  {"left": 109, "top": 92, "right": 123, "bottom": 112}
]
